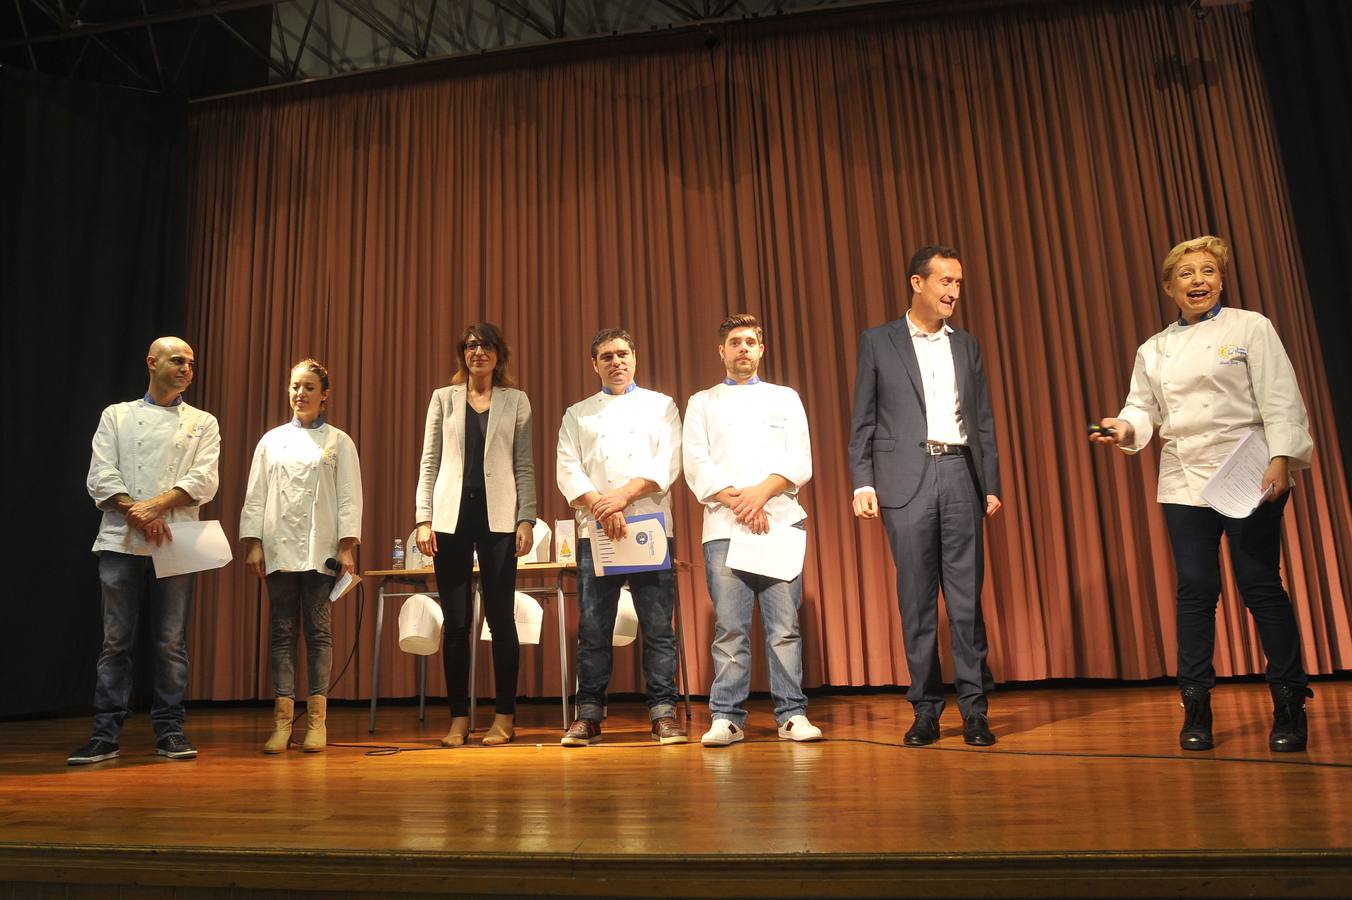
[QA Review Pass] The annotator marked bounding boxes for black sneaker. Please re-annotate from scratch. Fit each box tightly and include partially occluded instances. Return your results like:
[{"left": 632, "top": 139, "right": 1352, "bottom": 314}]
[
  {"left": 67, "top": 739, "right": 120, "bottom": 765},
  {"left": 156, "top": 733, "right": 198, "bottom": 760}
]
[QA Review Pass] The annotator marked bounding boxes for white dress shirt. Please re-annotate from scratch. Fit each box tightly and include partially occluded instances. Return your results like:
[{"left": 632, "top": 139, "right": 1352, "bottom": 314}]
[
  {"left": 556, "top": 386, "right": 682, "bottom": 540},
  {"left": 87, "top": 398, "right": 221, "bottom": 555},
  {"left": 907, "top": 311, "right": 967, "bottom": 445},
  {"left": 1116, "top": 307, "right": 1313, "bottom": 506},
  {"left": 239, "top": 420, "right": 364, "bottom": 574},
  {"left": 683, "top": 380, "right": 812, "bottom": 544}
]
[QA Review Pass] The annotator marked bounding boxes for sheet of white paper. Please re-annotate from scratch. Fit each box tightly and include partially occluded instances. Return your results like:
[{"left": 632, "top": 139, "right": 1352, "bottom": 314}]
[
  {"left": 1200, "top": 430, "right": 1272, "bottom": 518},
  {"left": 590, "top": 513, "right": 670, "bottom": 575},
  {"left": 150, "top": 520, "right": 233, "bottom": 578},
  {"left": 329, "top": 572, "right": 360, "bottom": 602},
  {"left": 529, "top": 519, "right": 552, "bottom": 563},
  {"left": 725, "top": 518, "right": 807, "bottom": 581}
]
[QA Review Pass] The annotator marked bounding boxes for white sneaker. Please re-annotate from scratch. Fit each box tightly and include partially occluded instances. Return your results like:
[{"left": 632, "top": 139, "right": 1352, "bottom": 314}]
[
  {"left": 777, "top": 715, "right": 823, "bottom": 742},
  {"left": 701, "top": 719, "right": 744, "bottom": 747}
]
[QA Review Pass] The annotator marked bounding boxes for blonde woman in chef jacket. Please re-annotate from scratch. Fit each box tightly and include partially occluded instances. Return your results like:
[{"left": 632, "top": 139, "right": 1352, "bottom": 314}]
[
  {"left": 1091, "top": 235, "right": 1314, "bottom": 753},
  {"left": 241, "top": 358, "right": 363, "bottom": 754}
]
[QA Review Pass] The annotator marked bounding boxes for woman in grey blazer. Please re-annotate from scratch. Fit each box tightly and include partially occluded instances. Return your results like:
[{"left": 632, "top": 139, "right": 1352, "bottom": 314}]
[{"left": 415, "top": 323, "right": 536, "bottom": 747}]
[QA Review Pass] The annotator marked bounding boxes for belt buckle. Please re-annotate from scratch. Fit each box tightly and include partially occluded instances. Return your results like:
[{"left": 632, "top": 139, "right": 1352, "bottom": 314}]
[{"left": 924, "top": 441, "right": 945, "bottom": 457}]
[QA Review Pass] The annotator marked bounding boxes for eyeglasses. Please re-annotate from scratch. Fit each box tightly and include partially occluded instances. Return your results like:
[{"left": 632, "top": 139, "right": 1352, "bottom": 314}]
[{"left": 464, "top": 341, "right": 494, "bottom": 353}]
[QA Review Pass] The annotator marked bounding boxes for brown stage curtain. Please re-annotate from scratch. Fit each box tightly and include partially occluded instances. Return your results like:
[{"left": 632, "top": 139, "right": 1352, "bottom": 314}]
[{"left": 184, "top": 0, "right": 1352, "bottom": 702}]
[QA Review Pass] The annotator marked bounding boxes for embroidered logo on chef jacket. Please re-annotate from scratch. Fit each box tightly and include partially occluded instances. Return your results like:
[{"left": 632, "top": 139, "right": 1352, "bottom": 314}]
[{"left": 1217, "top": 344, "right": 1248, "bottom": 365}]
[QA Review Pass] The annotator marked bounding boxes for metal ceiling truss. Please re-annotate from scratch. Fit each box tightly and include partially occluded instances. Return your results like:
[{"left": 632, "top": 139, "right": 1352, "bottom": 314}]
[{"left": 2, "top": 0, "right": 866, "bottom": 98}]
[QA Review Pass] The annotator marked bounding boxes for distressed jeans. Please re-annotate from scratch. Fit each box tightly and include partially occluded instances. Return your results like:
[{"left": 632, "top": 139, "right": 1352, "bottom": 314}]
[
  {"left": 266, "top": 570, "right": 335, "bottom": 698},
  {"left": 91, "top": 552, "right": 193, "bottom": 742},
  {"left": 574, "top": 539, "right": 677, "bottom": 721},
  {"left": 703, "top": 537, "right": 808, "bottom": 727}
]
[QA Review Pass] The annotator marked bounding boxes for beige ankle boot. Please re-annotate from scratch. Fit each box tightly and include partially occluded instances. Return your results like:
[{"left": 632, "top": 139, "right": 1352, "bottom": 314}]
[
  {"left": 482, "top": 713, "right": 515, "bottom": 746},
  {"left": 441, "top": 716, "right": 471, "bottom": 747},
  {"left": 264, "top": 696, "right": 294, "bottom": 754},
  {"left": 301, "top": 695, "right": 327, "bottom": 752}
]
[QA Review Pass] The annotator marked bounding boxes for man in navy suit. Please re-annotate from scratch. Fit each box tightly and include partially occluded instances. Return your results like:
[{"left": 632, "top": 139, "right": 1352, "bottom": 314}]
[{"left": 849, "top": 245, "right": 1003, "bottom": 747}]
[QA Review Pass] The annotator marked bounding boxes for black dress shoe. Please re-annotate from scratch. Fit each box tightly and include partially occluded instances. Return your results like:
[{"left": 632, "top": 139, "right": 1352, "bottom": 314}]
[
  {"left": 1269, "top": 684, "right": 1312, "bottom": 752},
  {"left": 903, "top": 714, "right": 940, "bottom": 746},
  {"left": 962, "top": 714, "right": 996, "bottom": 746},
  {"left": 1179, "top": 684, "right": 1214, "bottom": 751}
]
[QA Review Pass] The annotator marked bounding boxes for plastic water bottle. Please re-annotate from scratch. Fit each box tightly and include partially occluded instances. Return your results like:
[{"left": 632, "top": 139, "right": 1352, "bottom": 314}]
[{"left": 392, "top": 538, "right": 405, "bottom": 570}]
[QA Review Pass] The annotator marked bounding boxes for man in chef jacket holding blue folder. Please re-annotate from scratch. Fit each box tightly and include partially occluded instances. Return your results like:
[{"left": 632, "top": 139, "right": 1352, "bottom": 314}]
[
  {"left": 557, "top": 327, "right": 687, "bottom": 746},
  {"left": 683, "top": 314, "right": 823, "bottom": 746}
]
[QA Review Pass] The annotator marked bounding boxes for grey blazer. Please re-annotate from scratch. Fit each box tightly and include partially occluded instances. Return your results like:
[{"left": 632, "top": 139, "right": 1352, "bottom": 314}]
[
  {"left": 848, "top": 317, "right": 1001, "bottom": 508},
  {"left": 416, "top": 384, "right": 537, "bottom": 534}
]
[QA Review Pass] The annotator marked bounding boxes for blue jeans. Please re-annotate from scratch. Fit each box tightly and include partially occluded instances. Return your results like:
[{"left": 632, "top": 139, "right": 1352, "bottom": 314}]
[
  {"left": 1162, "top": 493, "right": 1307, "bottom": 690},
  {"left": 92, "top": 552, "right": 194, "bottom": 742},
  {"left": 574, "top": 539, "right": 677, "bottom": 722},
  {"left": 703, "top": 538, "right": 807, "bottom": 726},
  {"left": 266, "top": 570, "right": 335, "bottom": 699}
]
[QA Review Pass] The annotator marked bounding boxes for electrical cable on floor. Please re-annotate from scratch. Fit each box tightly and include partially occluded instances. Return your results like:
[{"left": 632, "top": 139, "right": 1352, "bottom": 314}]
[{"left": 318, "top": 735, "right": 1352, "bottom": 768}]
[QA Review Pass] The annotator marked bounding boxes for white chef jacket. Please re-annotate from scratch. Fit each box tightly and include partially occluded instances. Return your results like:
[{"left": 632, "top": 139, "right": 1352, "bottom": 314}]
[
  {"left": 239, "top": 420, "right": 364, "bottom": 574},
  {"left": 87, "top": 398, "right": 221, "bottom": 555},
  {"left": 682, "top": 379, "right": 812, "bottom": 544},
  {"left": 1116, "top": 306, "right": 1313, "bottom": 506},
  {"left": 556, "top": 386, "right": 681, "bottom": 541}
]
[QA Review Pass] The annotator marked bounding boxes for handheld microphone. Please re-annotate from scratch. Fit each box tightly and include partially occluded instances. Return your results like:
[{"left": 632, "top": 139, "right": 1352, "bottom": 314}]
[{"left": 325, "top": 558, "right": 341, "bottom": 572}]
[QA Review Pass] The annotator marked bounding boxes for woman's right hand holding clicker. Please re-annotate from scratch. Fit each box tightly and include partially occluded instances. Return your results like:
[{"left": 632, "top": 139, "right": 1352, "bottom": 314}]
[
  {"left": 1090, "top": 417, "right": 1133, "bottom": 446},
  {"left": 416, "top": 522, "right": 437, "bottom": 558}
]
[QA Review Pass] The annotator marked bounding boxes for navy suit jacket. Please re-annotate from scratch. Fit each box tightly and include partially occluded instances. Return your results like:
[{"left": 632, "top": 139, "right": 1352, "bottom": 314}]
[{"left": 848, "top": 317, "right": 1001, "bottom": 508}]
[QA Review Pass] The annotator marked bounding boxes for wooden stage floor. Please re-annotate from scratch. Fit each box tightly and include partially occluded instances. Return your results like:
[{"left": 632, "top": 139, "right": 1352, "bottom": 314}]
[{"left": 2, "top": 682, "right": 1349, "bottom": 897}]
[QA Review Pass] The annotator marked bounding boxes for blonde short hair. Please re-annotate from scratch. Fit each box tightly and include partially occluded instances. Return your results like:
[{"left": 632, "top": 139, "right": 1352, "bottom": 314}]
[{"left": 1160, "top": 235, "right": 1229, "bottom": 283}]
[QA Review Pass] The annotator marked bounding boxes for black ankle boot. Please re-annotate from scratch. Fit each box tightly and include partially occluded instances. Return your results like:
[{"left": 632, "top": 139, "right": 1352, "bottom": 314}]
[
  {"left": 1179, "top": 685, "right": 1213, "bottom": 751},
  {"left": 1269, "top": 684, "right": 1312, "bottom": 752}
]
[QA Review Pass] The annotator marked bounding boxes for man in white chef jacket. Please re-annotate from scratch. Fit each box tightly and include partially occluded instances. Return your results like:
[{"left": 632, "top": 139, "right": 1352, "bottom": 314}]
[
  {"left": 683, "top": 314, "right": 822, "bottom": 746},
  {"left": 68, "top": 337, "right": 221, "bottom": 765},
  {"left": 556, "top": 328, "right": 687, "bottom": 746}
]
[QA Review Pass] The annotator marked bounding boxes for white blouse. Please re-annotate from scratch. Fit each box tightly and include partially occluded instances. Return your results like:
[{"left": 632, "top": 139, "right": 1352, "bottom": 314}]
[
  {"left": 1116, "top": 307, "right": 1312, "bottom": 506},
  {"left": 240, "top": 420, "right": 363, "bottom": 574}
]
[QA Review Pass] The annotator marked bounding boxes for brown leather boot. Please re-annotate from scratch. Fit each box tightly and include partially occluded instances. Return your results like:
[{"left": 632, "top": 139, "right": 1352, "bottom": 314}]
[
  {"left": 301, "top": 695, "right": 327, "bottom": 753},
  {"left": 264, "top": 696, "right": 294, "bottom": 754}
]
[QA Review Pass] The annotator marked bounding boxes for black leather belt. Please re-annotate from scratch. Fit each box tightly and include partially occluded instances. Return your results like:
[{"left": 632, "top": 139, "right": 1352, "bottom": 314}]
[{"left": 922, "top": 441, "right": 970, "bottom": 457}]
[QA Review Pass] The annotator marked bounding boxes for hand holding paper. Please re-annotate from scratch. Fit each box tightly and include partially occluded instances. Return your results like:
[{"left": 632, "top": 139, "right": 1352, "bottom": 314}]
[
  {"left": 151, "top": 520, "right": 233, "bottom": 578},
  {"left": 1200, "top": 431, "right": 1275, "bottom": 518},
  {"left": 591, "top": 512, "right": 671, "bottom": 575},
  {"left": 329, "top": 572, "right": 361, "bottom": 602},
  {"left": 725, "top": 517, "right": 807, "bottom": 581}
]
